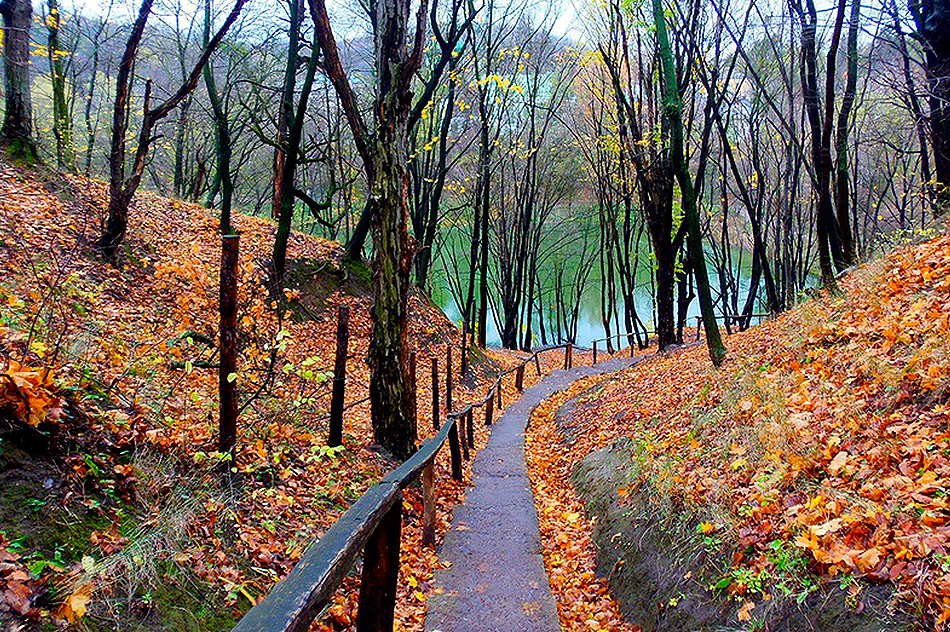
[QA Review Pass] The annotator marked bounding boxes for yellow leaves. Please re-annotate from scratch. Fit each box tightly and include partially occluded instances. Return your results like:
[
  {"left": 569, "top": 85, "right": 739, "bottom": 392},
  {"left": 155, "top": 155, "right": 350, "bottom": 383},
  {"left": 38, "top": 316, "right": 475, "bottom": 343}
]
[
  {"left": 698, "top": 522, "right": 717, "bottom": 534},
  {"left": 730, "top": 458, "right": 748, "bottom": 471},
  {"left": 55, "top": 582, "right": 93, "bottom": 623}
]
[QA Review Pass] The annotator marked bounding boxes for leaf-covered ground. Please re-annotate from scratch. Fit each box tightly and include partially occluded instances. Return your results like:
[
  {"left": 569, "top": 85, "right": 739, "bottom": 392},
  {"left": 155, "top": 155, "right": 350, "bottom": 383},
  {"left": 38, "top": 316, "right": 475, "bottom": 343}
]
[
  {"left": 0, "top": 161, "right": 569, "bottom": 630},
  {"left": 528, "top": 230, "right": 950, "bottom": 630}
]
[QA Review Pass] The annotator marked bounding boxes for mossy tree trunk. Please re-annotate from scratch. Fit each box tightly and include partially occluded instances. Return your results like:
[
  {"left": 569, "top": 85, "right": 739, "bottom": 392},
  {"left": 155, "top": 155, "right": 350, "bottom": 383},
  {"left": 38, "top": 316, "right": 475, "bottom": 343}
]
[
  {"left": 310, "top": 0, "right": 427, "bottom": 460},
  {"left": 0, "top": 0, "right": 37, "bottom": 162},
  {"left": 46, "top": 0, "right": 74, "bottom": 171},
  {"left": 653, "top": 0, "right": 725, "bottom": 366}
]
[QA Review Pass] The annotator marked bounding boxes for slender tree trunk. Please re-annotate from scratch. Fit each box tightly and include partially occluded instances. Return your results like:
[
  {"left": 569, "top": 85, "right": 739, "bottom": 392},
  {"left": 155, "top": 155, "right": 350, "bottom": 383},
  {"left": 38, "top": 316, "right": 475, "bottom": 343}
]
[
  {"left": 834, "top": 0, "right": 859, "bottom": 264},
  {"left": 653, "top": 0, "right": 725, "bottom": 365},
  {"left": 97, "top": 0, "right": 245, "bottom": 260},
  {"left": 203, "top": 0, "right": 233, "bottom": 234},
  {"left": 1, "top": 0, "right": 37, "bottom": 161},
  {"left": 913, "top": 0, "right": 950, "bottom": 212},
  {"left": 47, "top": 0, "right": 74, "bottom": 170}
]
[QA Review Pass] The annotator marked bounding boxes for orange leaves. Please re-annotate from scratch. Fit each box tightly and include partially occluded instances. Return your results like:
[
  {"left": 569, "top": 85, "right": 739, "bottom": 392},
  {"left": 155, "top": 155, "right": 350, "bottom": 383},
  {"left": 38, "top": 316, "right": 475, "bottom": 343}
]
[
  {"left": 535, "top": 232, "right": 950, "bottom": 626},
  {"left": 0, "top": 359, "right": 63, "bottom": 426},
  {"left": 527, "top": 379, "right": 638, "bottom": 632}
]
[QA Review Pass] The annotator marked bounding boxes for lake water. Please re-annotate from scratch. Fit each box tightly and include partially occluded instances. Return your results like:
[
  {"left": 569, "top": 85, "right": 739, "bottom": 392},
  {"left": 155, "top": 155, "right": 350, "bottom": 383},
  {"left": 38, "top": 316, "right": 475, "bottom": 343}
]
[{"left": 428, "top": 219, "right": 758, "bottom": 348}]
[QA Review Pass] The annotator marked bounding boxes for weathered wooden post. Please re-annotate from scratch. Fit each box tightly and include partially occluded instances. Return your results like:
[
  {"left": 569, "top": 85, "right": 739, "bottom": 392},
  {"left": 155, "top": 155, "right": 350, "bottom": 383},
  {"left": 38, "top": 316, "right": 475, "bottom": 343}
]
[
  {"left": 446, "top": 344, "right": 453, "bottom": 413},
  {"left": 497, "top": 380, "right": 503, "bottom": 409},
  {"left": 568, "top": 344, "right": 573, "bottom": 369},
  {"left": 534, "top": 354, "right": 542, "bottom": 376},
  {"left": 466, "top": 409, "right": 474, "bottom": 449},
  {"left": 446, "top": 345, "right": 462, "bottom": 480},
  {"left": 460, "top": 412, "right": 470, "bottom": 461},
  {"left": 485, "top": 388, "right": 494, "bottom": 426},
  {"left": 421, "top": 463, "right": 436, "bottom": 547},
  {"left": 448, "top": 417, "right": 462, "bottom": 480},
  {"left": 515, "top": 364, "right": 525, "bottom": 391},
  {"left": 431, "top": 357, "right": 440, "bottom": 431},
  {"left": 356, "top": 495, "right": 402, "bottom": 631},
  {"left": 409, "top": 351, "right": 417, "bottom": 437},
  {"left": 593, "top": 340, "right": 598, "bottom": 365},
  {"left": 460, "top": 323, "right": 469, "bottom": 377},
  {"left": 328, "top": 305, "right": 350, "bottom": 447},
  {"left": 218, "top": 234, "right": 239, "bottom": 461}
]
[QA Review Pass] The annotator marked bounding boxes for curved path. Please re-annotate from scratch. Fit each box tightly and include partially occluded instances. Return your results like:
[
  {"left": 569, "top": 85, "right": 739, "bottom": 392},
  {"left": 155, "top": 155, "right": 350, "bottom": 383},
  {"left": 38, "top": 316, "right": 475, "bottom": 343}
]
[{"left": 426, "top": 357, "right": 639, "bottom": 632}]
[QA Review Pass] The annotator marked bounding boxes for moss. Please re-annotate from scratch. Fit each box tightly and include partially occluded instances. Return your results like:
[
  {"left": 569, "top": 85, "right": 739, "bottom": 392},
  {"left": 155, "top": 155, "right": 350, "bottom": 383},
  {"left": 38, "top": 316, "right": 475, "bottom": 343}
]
[
  {"left": 284, "top": 257, "right": 372, "bottom": 321},
  {"left": 84, "top": 561, "right": 244, "bottom": 631}
]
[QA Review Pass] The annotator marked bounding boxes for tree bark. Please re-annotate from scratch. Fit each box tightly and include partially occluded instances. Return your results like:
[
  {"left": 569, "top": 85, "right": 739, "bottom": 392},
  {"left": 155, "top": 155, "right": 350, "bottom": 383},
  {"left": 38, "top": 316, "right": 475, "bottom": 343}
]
[
  {"left": 0, "top": 0, "right": 37, "bottom": 161},
  {"left": 653, "top": 0, "right": 725, "bottom": 366},
  {"left": 46, "top": 0, "right": 74, "bottom": 170},
  {"left": 912, "top": 0, "right": 950, "bottom": 213},
  {"left": 97, "top": 0, "right": 245, "bottom": 261},
  {"left": 310, "top": 0, "right": 426, "bottom": 460}
]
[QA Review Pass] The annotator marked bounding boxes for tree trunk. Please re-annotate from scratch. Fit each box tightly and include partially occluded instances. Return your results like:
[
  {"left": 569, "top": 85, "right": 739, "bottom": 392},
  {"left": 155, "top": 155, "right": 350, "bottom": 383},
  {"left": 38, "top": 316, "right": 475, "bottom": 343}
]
[
  {"left": 311, "top": 0, "right": 426, "bottom": 460},
  {"left": 834, "top": 0, "right": 860, "bottom": 264},
  {"left": 203, "top": 0, "right": 233, "bottom": 233},
  {"left": 46, "top": 0, "right": 74, "bottom": 170},
  {"left": 654, "top": 0, "right": 725, "bottom": 365},
  {"left": 913, "top": 0, "right": 950, "bottom": 212},
  {"left": 98, "top": 0, "right": 155, "bottom": 260},
  {"left": 97, "top": 0, "right": 245, "bottom": 261},
  {"left": 0, "top": 0, "right": 37, "bottom": 161}
]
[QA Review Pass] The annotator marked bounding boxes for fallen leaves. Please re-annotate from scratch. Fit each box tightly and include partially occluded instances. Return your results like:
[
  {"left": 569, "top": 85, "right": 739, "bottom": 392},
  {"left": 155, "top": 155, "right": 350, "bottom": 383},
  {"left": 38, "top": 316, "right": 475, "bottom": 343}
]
[
  {"left": 528, "top": 232, "right": 950, "bottom": 628},
  {"left": 0, "top": 358, "right": 63, "bottom": 426}
]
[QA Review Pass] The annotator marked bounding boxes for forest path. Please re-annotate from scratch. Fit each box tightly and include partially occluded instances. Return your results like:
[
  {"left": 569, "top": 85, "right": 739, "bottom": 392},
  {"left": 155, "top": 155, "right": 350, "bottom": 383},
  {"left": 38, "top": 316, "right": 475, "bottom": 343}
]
[{"left": 425, "top": 356, "right": 639, "bottom": 632}]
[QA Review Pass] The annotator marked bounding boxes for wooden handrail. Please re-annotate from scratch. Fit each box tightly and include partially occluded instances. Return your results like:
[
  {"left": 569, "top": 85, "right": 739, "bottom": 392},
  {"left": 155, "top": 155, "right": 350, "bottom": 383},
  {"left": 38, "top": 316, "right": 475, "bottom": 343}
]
[{"left": 231, "top": 342, "right": 576, "bottom": 632}]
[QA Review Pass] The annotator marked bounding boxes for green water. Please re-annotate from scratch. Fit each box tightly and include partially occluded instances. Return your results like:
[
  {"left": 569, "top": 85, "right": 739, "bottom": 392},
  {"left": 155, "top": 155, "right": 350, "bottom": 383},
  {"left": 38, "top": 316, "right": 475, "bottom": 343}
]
[{"left": 429, "top": 213, "right": 757, "bottom": 348}]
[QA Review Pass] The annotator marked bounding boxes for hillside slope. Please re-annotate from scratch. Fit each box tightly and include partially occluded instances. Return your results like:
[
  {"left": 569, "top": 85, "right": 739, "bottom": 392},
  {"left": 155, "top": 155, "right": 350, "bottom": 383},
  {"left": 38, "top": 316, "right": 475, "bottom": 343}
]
[
  {"left": 529, "top": 230, "right": 950, "bottom": 630},
  {"left": 0, "top": 162, "right": 540, "bottom": 630}
]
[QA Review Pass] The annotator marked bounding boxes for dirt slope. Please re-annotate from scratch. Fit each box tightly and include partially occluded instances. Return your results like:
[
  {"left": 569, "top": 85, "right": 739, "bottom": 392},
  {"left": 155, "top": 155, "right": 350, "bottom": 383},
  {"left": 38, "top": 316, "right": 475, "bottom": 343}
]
[{"left": 529, "top": 230, "right": 950, "bottom": 630}]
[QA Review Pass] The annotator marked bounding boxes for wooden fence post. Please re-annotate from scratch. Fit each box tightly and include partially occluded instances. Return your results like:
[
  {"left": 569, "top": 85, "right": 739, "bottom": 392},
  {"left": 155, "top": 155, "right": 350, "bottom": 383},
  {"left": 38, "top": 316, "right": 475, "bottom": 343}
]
[
  {"left": 485, "top": 389, "right": 494, "bottom": 426},
  {"left": 568, "top": 344, "right": 573, "bottom": 369},
  {"left": 328, "top": 305, "right": 350, "bottom": 447},
  {"left": 497, "top": 381, "right": 503, "bottom": 409},
  {"left": 466, "top": 409, "right": 474, "bottom": 449},
  {"left": 431, "top": 358, "right": 439, "bottom": 431},
  {"left": 218, "top": 234, "right": 239, "bottom": 461},
  {"left": 448, "top": 419, "right": 462, "bottom": 480},
  {"left": 409, "top": 351, "right": 417, "bottom": 438},
  {"left": 356, "top": 495, "right": 402, "bottom": 632},
  {"left": 446, "top": 344, "right": 453, "bottom": 413},
  {"left": 421, "top": 463, "right": 436, "bottom": 547},
  {"left": 593, "top": 340, "right": 597, "bottom": 365},
  {"left": 534, "top": 354, "right": 541, "bottom": 376},
  {"left": 460, "top": 323, "right": 468, "bottom": 377},
  {"left": 460, "top": 413, "right": 470, "bottom": 461},
  {"left": 515, "top": 364, "right": 524, "bottom": 391}
]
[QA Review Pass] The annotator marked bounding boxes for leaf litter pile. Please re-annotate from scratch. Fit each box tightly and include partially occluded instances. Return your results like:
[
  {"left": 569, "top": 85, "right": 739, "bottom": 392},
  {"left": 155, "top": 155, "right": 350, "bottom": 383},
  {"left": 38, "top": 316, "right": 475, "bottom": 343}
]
[
  {"left": 0, "top": 162, "right": 563, "bottom": 630},
  {"left": 528, "top": 231, "right": 950, "bottom": 629}
]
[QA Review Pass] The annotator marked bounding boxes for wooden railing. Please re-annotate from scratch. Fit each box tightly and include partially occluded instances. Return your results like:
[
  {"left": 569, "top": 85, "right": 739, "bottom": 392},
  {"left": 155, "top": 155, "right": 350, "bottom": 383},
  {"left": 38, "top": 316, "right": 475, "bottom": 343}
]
[
  {"left": 591, "top": 330, "right": 652, "bottom": 364},
  {"left": 230, "top": 341, "right": 577, "bottom": 632}
]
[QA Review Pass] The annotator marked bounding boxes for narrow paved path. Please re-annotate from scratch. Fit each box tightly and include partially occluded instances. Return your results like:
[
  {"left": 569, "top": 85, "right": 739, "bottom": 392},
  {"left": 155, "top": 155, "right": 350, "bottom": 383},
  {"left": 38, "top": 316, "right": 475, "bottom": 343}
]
[{"left": 426, "top": 357, "right": 638, "bottom": 632}]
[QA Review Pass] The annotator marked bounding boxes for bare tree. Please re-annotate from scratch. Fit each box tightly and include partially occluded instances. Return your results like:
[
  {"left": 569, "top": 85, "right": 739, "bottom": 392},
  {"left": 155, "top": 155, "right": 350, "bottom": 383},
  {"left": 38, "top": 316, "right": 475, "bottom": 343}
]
[{"left": 96, "top": 0, "right": 246, "bottom": 261}]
